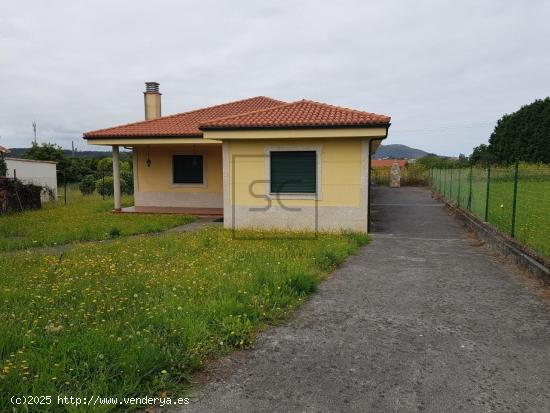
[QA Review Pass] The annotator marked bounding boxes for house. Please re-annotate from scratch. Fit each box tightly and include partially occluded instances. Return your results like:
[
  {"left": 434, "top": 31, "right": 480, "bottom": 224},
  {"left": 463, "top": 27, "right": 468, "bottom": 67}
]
[
  {"left": 4, "top": 157, "right": 58, "bottom": 202},
  {"left": 83, "top": 83, "right": 391, "bottom": 232},
  {"left": 371, "top": 159, "right": 408, "bottom": 169}
]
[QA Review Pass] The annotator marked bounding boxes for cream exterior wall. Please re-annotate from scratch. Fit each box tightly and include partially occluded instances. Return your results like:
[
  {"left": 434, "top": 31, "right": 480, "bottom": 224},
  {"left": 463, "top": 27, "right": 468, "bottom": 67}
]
[{"left": 132, "top": 144, "right": 223, "bottom": 208}]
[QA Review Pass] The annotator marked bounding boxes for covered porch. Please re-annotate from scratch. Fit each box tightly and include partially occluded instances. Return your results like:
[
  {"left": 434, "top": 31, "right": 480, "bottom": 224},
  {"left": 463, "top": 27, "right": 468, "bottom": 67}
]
[
  {"left": 107, "top": 139, "right": 224, "bottom": 214},
  {"left": 117, "top": 205, "right": 223, "bottom": 216}
]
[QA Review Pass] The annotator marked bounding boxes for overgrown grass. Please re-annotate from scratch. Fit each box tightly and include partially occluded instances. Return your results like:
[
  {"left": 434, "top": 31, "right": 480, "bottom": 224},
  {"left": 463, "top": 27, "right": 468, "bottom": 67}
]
[
  {"left": 0, "top": 188, "right": 195, "bottom": 251},
  {"left": 0, "top": 228, "right": 369, "bottom": 412}
]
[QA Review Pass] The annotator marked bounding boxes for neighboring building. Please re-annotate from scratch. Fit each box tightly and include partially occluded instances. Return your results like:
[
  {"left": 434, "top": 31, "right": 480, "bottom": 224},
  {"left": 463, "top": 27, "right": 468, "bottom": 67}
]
[
  {"left": 5, "top": 158, "right": 58, "bottom": 202},
  {"left": 371, "top": 159, "right": 408, "bottom": 169},
  {"left": 84, "top": 83, "right": 391, "bottom": 232}
]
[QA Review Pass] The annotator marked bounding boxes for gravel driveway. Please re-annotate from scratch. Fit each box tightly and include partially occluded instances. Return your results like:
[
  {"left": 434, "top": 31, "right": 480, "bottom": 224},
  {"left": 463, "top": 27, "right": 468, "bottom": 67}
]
[{"left": 176, "top": 186, "right": 550, "bottom": 413}]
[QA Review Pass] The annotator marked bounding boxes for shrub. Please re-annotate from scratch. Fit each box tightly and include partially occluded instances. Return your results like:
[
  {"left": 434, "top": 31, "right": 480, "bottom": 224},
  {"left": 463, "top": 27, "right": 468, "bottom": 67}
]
[
  {"left": 109, "top": 227, "right": 121, "bottom": 238},
  {"left": 120, "top": 170, "right": 133, "bottom": 195},
  {"left": 95, "top": 174, "right": 132, "bottom": 196},
  {"left": 96, "top": 176, "right": 114, "bottom": 197},
  {"left": 0, "top": 178, "right": 42, "bottom": 213},
  {"left": 0, "top": 158, "right": 6, "bottom": 177},
  {"left": 79, "top": 175, "right": 96, "bottom": 195}
]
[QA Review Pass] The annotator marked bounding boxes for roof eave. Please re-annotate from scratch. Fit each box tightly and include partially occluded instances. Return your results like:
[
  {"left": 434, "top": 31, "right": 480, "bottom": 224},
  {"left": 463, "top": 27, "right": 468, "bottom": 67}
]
[
  {"left": 83, "top": 133, "right": 204, "bottom": 140},
  {"left": 199, "top": 123, "right": 391, "bottom": 131}
]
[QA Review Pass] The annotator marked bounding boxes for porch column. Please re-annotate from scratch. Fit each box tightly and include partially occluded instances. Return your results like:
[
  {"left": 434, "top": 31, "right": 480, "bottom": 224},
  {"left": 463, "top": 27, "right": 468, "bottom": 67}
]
[{"left": 112, "top": 145, "right": 121, "bottom": 211}]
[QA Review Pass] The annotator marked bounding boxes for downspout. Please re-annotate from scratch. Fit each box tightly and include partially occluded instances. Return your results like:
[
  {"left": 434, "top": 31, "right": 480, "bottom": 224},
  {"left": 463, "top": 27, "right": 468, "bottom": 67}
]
[{"left": 367, "top": 132, "right": 388, "bottom": 232}]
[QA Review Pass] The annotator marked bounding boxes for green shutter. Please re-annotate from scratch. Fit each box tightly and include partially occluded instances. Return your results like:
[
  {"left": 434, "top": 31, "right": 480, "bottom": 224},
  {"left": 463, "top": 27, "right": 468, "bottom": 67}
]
[{"left": 270, "top": 151, "right": 316, "bottom": 193}]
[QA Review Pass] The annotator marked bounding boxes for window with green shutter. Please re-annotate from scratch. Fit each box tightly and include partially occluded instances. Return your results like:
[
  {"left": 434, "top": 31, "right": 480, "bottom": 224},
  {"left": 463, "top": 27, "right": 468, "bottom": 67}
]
[
  {"left": 270, "top": 151, "right": 317, "bottom": 193},
  {"left": 173, "top": 155, "right": 203, "bottom": 184}
]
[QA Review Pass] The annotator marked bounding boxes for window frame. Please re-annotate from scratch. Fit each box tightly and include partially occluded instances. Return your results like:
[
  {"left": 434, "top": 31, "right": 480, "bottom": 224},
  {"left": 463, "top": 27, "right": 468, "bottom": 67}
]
[
  {"left": 264, "top": 145, "right": 322, "bottom": 200},
  {"left": 171, "top": 153, "right": 207, "bottom": 188}
]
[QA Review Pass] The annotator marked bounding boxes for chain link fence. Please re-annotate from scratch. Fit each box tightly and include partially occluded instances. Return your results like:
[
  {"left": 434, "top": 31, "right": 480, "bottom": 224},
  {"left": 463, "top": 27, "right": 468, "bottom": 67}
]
[{"left": 430, "top": 163, "right": 550, "bottom": 259}]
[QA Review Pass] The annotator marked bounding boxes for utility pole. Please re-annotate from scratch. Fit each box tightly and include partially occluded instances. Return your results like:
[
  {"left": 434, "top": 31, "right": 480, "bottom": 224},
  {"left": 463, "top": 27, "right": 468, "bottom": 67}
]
[
  {"left": 32, "top": 121, "right": 37, "bottom": 144},
  {"left": 71, "top": 141, "right": 75, "bottom": 157}
]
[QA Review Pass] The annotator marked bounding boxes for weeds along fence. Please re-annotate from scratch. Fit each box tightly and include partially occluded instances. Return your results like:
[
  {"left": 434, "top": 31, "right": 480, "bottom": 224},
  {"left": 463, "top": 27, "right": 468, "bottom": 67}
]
[
  {"left": 430, "top": 163, "right": 550, "bottom": 259},
  {"left": 372, "top": 164, "right": 429, "bottom": 186}
]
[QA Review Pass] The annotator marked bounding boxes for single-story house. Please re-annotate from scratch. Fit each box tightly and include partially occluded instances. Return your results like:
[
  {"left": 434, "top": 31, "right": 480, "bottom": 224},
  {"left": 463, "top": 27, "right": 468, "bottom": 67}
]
[
  {"left": 83, "top": 83, "right": 391, "bottom": 232},
  {"left": 4, "top": 157, "right": 58, "bottom": 202}
]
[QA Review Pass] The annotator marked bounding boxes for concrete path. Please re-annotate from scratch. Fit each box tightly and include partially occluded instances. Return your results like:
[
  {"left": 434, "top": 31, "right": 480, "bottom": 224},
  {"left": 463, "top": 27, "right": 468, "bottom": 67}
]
[{"left": 178, "top": 187, "right": 550, "bottom": 413}]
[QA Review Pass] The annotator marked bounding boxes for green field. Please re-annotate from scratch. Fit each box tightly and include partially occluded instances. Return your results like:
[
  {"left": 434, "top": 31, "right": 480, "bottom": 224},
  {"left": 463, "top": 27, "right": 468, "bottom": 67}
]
[
  {"left": 0, "top": 188, "right": 195, "bottom": 251},
  {"left": 432, "top": 164, "right": 550, "bottom": 258},
  {"left": 0, "top": 191, "right": 369, "bottom": 411}
]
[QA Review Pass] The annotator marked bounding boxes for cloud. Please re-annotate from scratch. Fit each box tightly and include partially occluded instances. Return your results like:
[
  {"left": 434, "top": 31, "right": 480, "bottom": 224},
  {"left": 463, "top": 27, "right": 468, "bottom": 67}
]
[{"left": 1, "top": 0, "right": 548, "bottom": 155}]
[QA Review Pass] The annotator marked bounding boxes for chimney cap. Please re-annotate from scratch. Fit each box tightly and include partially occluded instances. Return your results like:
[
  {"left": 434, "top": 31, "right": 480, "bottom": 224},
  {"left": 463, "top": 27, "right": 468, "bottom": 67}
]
[{"left": 145, "top": 82, "right": 160, "bottom": 93}]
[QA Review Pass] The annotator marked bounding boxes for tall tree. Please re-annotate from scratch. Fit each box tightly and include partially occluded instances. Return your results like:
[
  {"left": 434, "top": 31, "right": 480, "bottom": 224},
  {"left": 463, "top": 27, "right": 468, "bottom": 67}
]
[{"left": 486, "top": 97, "right": 550, "bottom": 164}]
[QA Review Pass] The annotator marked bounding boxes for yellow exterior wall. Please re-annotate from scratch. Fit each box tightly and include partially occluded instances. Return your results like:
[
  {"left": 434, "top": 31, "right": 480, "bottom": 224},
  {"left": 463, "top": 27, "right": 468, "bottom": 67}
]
[
  {"left": 229, "top": 139, "right": 362, "bottom": 207},
  {"left": 134, "top": 144, "right": 222, "bottom": 194}
]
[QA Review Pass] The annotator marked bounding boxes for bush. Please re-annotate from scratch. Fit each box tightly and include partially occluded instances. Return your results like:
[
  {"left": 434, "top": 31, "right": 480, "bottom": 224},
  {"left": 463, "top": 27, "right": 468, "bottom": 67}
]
[
  {"left": 109, "top": 227, "right": 121, "bottom": 238},
  {"left": 120, "top": 170, "right": 133, "bottom": 195},
  {"left": 0, "top": 158, "right": 6, "bottom": 177},
  {"left": 79, "top": 175, "right": 96, "bottom": 195},
  {"left": 96, "top": 176, "right": 114, "bottom": 197},
  {"left": 95, "top": 175, "right": 133, "bottom": 197},
  {"left": 0, "top": 178, "right": 42, "bottom": 213}
]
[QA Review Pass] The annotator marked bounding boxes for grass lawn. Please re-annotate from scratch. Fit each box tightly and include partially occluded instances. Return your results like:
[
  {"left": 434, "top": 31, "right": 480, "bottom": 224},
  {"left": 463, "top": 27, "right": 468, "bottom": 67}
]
[
  {"left": 433, "top": 165, "right": 550, "bottom": 258},
  {"left": 0, "top": 227, "right": 368, "bottom": 412},
  {"left": 0, "top": 188, "right": 195, "bottom": 251}
]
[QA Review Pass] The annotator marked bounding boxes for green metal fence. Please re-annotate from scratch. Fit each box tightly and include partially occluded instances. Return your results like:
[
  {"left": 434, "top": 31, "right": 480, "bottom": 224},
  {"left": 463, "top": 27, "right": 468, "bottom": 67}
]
[{"left": 431, "top": 163, "right": 550, "bottom": 259}]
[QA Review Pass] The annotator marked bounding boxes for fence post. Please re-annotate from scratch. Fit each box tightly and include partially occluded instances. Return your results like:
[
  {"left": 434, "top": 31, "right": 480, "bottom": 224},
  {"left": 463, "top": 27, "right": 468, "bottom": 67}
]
[
  {"left": 64, "top": 169, "right": 67, "bottom": 205},
  {"left": 510, "top": 161, "right": 519, "bottom": 238},
  {"left": 449, "top": 168, "right": 454, "bottom": 201},
  {"left": 467, "top": 164, "right": 473, "bottom": 211},
  {"left": 484, "top": 164, "right": 491, "bottom": 222},
  {"left": 444, "top": 169, "right": 448, "bottom": 197},
  {"left": 457, "top": 168, "right": 462, "bottom": 207}
]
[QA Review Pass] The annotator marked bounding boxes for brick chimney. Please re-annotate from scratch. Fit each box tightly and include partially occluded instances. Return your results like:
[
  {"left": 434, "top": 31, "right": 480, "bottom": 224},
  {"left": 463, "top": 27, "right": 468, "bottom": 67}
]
[{"left": 144, "top": 82, "right": 161, "bottom": 120}]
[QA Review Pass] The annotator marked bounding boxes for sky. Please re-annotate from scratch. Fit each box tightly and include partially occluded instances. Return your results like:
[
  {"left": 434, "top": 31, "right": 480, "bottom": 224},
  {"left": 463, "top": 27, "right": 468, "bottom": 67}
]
[{"left": 1, "top": 0, "right": 549, "bottom": 156}]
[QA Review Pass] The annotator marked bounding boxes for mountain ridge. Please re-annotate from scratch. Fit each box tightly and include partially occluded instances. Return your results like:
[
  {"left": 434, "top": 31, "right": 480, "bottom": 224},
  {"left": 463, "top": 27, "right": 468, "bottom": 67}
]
[{"left": 373, "top": 144, "right": 431, "bottom": 159}]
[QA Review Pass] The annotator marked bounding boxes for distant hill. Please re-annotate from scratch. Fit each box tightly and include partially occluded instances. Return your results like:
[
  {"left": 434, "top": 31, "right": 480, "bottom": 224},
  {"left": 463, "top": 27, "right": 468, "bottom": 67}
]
[
  {"left": 373, "top": 144, "right": 430, "bottom": 160},
  {"left": 7, "top": 148, "right": 114, "bottom": 158}
]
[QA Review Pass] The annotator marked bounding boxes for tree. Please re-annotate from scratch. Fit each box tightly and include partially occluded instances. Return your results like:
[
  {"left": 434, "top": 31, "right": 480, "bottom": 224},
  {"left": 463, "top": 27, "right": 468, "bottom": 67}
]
[
  {"left": 79, "top": 175, "right": 96, "bottom": 195},
  {"left": 23, "top": 142, "right": 70, "bottom": 183},
  {"left": 469, "top": 144, "right": 496, "bottom": 165},
  {"left": 96, "top": 176, "right": 114, "bottom": 197},
  {"left": 23, "top": 142, "right": 66, "bottom": 163},
  {"left": 97, "top": 157, "right": 113, "bottom": 176},
  {"left": 484, "top": 97, "right": 550, "bottom": 164}
]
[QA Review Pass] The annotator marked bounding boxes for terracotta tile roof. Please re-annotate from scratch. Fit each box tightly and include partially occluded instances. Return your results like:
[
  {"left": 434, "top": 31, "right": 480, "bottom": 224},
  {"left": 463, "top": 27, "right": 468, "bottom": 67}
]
[
  {"left": 84, "top": 96, "right": 286, "bottom": 138},
  {"left": 200, "top": 100, "right": 391, "bottom": 130},
  {"left": 371, "top": 159, "right": 408, "bottom": 168}
]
